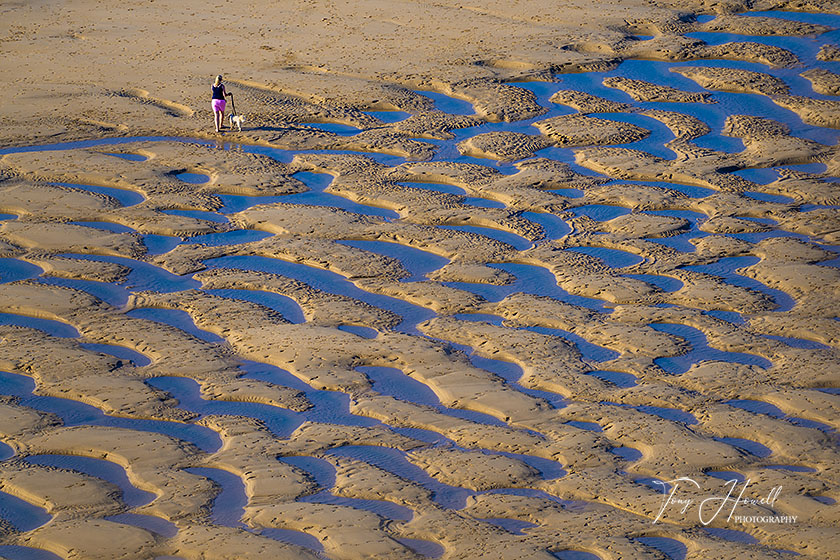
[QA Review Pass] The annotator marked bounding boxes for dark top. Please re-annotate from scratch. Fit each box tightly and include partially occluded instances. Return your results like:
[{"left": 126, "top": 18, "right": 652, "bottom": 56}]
[{"left": 212, "top": 84, "right": 226, "bottom": 100}]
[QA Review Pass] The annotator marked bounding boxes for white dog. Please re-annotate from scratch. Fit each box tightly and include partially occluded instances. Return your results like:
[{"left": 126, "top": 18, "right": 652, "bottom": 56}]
[{"left": 229, "top": 114, "right": 246, "bottom": 132}]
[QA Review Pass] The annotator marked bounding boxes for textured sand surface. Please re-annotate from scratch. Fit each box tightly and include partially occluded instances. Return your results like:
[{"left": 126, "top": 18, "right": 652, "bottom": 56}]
[{"left": 1, "top": 1, "right": 840, "bottom": 559}]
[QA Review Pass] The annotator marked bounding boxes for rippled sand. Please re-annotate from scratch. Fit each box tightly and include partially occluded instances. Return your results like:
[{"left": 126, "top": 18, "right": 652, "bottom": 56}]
[{"left": 1, "top": 2, "right": 839, "bottom": 559}]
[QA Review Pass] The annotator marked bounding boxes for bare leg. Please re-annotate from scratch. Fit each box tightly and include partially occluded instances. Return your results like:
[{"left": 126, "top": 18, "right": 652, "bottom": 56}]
[{"left": 214, "top": 110, "right": 222, "bottom": 132}]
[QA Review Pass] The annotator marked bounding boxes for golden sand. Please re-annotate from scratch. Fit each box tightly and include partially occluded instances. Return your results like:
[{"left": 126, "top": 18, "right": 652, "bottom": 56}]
[{"left": 1, "top": 1, "right": 839, "bottom": 559}]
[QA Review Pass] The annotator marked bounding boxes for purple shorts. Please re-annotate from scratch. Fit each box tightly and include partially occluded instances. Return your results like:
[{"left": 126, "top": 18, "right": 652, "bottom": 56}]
[{"left": 212, "top": 99, "right": 226, "bottom": 112}]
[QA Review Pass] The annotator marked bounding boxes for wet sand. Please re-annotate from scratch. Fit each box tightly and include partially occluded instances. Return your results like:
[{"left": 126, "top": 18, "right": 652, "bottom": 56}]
[{"left": 1, "top": 1, "right": 840, "bottom": 559}]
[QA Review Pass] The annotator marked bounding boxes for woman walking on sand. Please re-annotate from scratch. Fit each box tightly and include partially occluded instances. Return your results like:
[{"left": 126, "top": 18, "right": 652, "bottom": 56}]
[{"left": 211, "top": 75, "right": 232, "bottom": 132}]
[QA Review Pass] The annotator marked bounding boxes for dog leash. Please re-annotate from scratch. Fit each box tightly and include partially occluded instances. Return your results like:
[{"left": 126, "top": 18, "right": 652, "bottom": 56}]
[{"left": 229, "top": 92, "right": 237, "bottom": 117}]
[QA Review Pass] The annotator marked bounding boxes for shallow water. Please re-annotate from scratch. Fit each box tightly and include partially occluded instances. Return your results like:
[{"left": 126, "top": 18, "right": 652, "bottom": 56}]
[
  {"left": 552, "top": 550, "right": 602, "bottom": 560},
  {"left": 703, "top": 527, "right": 759, "bottom": 545},
  {"left": 300, "top": 489, "right": 414, "bottom": 522},
  {"left": 742, "top": 190, "right": 796, "bottom": 204},
  {"left": 240, "top": 362, "right": 387, "bottom": 428},
  {"left": 0, "top": 546, "right": 63, "bottom": 560},
  {"left": 127, "top": 307, "right": 226, "bottom": 342},
  {"left": 728, "top": 398, "right": 835, "bottom": 433},
  {"left": 416, "top": 90, "right": 475, "bottom": 115},
  {"left": 26, "top": 454, "right": 156, "bottom": 507},
  {"left": 706, "top": 470, "right": 747, "bottom": 483},
  {"left": 650, "top": 323, "right": 772, "bottom": 374},
  {"left": 144, "top": 234, "right": 183, "bottom": 255},
  {"left": 0, "top": 489, "right": 52, "bottom": 532},
  {"left": 489, "top": 262, "right": 612, "bottom": 311},
  {"left": 50, "top": 181, "right": 146, "bottom": 207},
  {"left": 592, "top": 112, "right": 677, "bottom": 160},
  {"left": 0, "top": 370, "right": 221, "bottom": 452},
  {"left": 527, "top": 325, "right": 619, "bottom": 362},
  {"left": 37, "top": 276, "right": 130, "bottom": 308},
  {"left": 714, "top": 437, "right": 773, "bottom": 458},
  {"left": 623, "top": 274, "right": 683, "bottom": 293},
  {"left": 0, "top": 441, "right": 14, "bottom": 461},
  {"left": 634, "top": 476, "right": 671, "bottom": 494},
  {"left": 395, "top": 537, "right": 445, "bottom": 558},
  {"left": 766, "top": 464, "right": 817, "bottom": 473},
  {"left": 610, "top": 446, "right": 643, "bottom": 462},
  {"left": 363, "top": 110, "right": 412, "bottom": 123},
  {"left": 325, "top": 445, "right": 475, "bottom": 509},
  {"left": 762, "top": 334, "right": 829, "bottom": 349},
  {"left": 682, "top": 256, "right": 797, "bottom": 311},
  {"left": 0, "top": 313, "right": 81, "bottom": 338},
  {"left": 175, "top": 172, "right": 210, "bottom": 184},
  {"left": 339, "top": 239, "right": 450, "bottom": 281},
  {"left": 61, "top": 253, "right": 201, "bottom": 293},
  {"left": 360, "top": 363, "right": 518, "bottom": 427},
  {"left": 148, "top": 376, "right": 304, "bottom": 438},
  {"left": 0, "top": 258, "right": 43, "bottom": 284},
  {"left": 302, "top": 122, "right": 363, "bottom": 136},
  {"left": 205, "top": 254, "right": 436, "bottom": 332},
  {"left": 521, "top": 211, "right": 572, "bottom": 240},
  {"left": 104, "top": 152, "right": 148, "bottom": 162},
  {"left": 360, "top": 365, "right": 441, "bottom": 406},
  {"left": 204, "top": 288, "right": 307, "bottom": 323},
  {"left": 185, "top": 229, "right": 273, "bottom": 247},
  {"left": 220, "top": 170, "right": 402, "bottom": 219},
  {"left": 468, "top": 353, "right": 568, "bottom": 409},
  {"left": 637, "top": 537, "right": 688, "bottom": 560},
  {"left": 587, "top": 370, "right": 639, "bottom": 388},
  {"left": 337, "top": 324, "right": 379, "bottom": 338},
  {"left": 463, "top": 196, "right": 506, "bottom": 209},
  {"left": 569, "top": 204, "right": 631, "bottom": 222},
  {"left": 184, "top": 466, "right": 247, "bottom": 527}
]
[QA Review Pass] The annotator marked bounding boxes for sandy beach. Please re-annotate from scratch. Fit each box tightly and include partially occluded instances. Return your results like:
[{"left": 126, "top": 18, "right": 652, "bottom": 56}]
[{"left": 1, "top": 1, "right": 839, "bottom": 558}]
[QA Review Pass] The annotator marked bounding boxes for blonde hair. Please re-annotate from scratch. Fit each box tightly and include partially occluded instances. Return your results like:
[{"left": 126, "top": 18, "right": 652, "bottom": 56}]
[{"left": 214, "top": 75, "right": 223, "bottom": 86}]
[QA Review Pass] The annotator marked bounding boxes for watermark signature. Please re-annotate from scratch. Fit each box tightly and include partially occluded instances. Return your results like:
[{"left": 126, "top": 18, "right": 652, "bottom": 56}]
[{"left": 652, "top": 477, "right": 796, "bottom": 525}]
